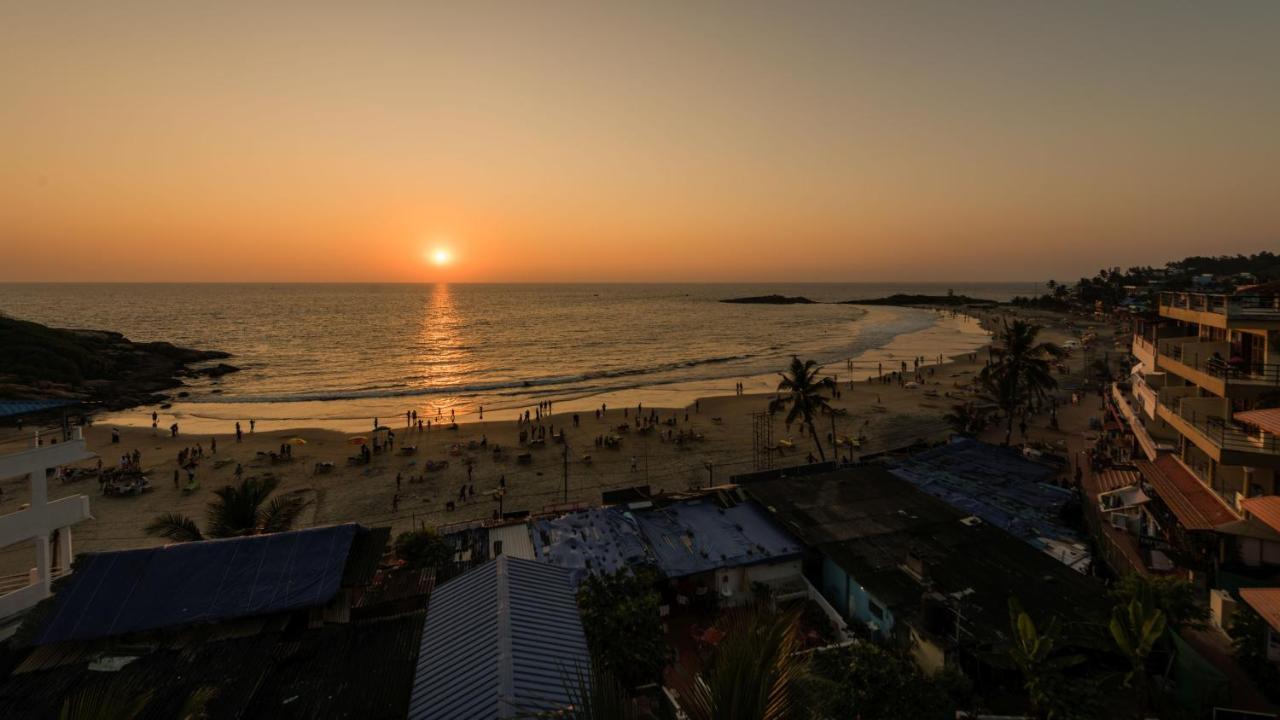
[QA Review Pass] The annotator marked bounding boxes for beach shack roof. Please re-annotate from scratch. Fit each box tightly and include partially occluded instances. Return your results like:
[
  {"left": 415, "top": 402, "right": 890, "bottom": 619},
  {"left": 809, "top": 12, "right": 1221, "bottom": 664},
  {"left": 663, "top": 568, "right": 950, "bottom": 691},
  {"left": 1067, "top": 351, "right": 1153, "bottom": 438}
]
[
  {"left": 33, "top": 523, "right": 374, "bottom": 645},
  {"left": 745, "top": 466, "right": 1104, "bottom": 647},
  {"left": 631, "top": 497, "right": 803, "bottom": 578},
  {"left": 409, "top": 555, "right": 590, "bottom": 720},
  {"left": 531, "top": 506, "right": 654, "bottom": 585},
  {"left": 887, "top": 438, "right": 1088, "bottom": 569}
]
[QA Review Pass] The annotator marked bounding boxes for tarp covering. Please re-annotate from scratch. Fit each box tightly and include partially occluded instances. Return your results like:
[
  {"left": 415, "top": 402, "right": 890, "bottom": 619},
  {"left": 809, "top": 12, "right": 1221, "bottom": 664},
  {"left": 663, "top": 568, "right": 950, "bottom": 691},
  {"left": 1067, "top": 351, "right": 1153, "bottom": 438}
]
[
  {"left": 35, "top": 524, "right": 359, "bottom": 645},
  {"left": 0, "top": 399, "right": 80, "bottom": 419},
  {"left": 632, "top": 499, "right": 802, "bottom": 578},
  {"left": 888, "top": 437, "right": 1085, "bottom": 567},
  {"left": 531, "top": 507, "right": 652, "bottom": 585}
]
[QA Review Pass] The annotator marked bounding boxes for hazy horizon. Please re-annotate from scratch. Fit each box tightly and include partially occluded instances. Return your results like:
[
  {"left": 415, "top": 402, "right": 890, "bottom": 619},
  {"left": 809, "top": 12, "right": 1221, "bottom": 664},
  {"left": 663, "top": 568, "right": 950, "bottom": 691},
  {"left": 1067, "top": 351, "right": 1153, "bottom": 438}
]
[{"left": 4, "top": 2, "right": 1278, "bottom": 283}]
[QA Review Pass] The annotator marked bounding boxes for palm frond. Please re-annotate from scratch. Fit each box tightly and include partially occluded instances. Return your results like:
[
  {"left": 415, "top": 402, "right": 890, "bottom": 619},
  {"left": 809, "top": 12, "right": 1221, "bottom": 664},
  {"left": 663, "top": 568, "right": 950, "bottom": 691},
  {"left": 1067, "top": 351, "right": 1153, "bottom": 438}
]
[
  {"left": 144, "top": 513, "right": 204, "bottom": 542},
  {"left": 258, "top": 495, "right": 308, "bottom": 534}
]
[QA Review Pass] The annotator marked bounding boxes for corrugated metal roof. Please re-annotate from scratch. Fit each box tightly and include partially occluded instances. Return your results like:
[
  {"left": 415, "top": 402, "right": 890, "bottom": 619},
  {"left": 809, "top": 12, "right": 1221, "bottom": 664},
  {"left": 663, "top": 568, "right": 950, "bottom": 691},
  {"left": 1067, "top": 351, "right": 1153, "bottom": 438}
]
[
  {"left": 1137, "top": 457, "right": 1237, "bottom": 530},
  {"left": 1239, "top": 588, "right": 1280, "bottom": 634},
  {"left": 1096, "top": 468, "right": 1142, "bottom": 493},
  {"left": 1236, "top": 408, "right": 1280, "bottom": 436},
  {"left": 1242, "top": 495, "right": 1280, "bottom": 535},
  {"left": 35, "top": 524, "right": 360, "bottom": 645},
  {"left": 408, "top": 555, "right": 590, "bottom": 720},
  {"left": 488, "top": 522, "right": 536, "bottom": 561}
]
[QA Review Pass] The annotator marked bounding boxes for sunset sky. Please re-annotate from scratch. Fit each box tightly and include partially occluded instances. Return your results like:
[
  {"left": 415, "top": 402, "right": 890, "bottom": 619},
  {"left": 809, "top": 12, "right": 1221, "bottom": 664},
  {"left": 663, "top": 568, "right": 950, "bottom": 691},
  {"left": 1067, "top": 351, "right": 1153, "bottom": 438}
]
[{"left": 3, "top": 2, "right": 1278, "bottom": 283}]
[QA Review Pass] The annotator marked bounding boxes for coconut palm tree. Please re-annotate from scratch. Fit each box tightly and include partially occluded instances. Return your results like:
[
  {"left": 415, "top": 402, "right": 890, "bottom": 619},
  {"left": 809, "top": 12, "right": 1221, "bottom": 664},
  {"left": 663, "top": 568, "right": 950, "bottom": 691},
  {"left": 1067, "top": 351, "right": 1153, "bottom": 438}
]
[
  {"left": 145, "top": 476, "right": 307, "bottom": 542},
  {"left": 980, "top": 319, "right": 1063, "bottom": 444},
  {"left": 769, "top": 356, "right": 836, "bottom": 462},
  {"left": 677, "top": 607, "right": 806, "bottom": 720},
  {"left": 944, "top": 402, "right": 990, "bottom": 436}
]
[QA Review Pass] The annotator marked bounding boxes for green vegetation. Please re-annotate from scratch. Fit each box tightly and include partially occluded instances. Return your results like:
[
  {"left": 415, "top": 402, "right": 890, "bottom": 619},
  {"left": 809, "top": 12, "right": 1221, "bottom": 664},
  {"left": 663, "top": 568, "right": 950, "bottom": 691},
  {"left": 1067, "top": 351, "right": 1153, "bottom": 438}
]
[
  {"left": 769, "top": 356, "right": 836, "bottom": 461},
  {"left": 145, "top": 477, "right": 307, "bottom": 542},
  {"left": 676, "top": 607, "right": 806, "bottom": 720},
  {"left": 393, "top": 528, "right": 454, "bottom": 568},
  {"left": 979, "top": 319, "right": 1062, "bottom": 445},
  {"left": 576, "top": 568, "right": 670, "bottom": 690},
  {"left": 1228, "top": 605, "right": 1280, "bottom": 704},
  {"left": 796, "top": 642, "right": 969, "bottom": 720}
]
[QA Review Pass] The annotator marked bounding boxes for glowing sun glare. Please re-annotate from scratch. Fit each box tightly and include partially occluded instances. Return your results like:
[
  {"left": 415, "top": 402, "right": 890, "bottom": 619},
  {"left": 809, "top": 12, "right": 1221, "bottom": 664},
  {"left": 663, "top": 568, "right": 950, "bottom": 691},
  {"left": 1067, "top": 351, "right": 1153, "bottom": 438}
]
[{"left": 428, "top": 247, "right": 452, "bottom": 266}]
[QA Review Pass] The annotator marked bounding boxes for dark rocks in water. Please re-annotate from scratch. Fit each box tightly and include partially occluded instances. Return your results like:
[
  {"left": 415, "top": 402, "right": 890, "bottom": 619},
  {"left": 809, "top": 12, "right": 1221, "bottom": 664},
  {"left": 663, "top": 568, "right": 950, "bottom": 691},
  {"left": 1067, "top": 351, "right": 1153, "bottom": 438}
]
[
  {"left": 0, "top": 315, "right": 237, "bottom": 412},
  {"left": 177, "top": 391, "right": 190, "bottom": 398},
  {"left": 841, "top": 294, "right": 998, "bottom": 307},
  {"left": 721, "top": 295, "right": 818, "bottom": 305},
  {"left": 179, "top": 362, "right": 240, "bottom": 379}
]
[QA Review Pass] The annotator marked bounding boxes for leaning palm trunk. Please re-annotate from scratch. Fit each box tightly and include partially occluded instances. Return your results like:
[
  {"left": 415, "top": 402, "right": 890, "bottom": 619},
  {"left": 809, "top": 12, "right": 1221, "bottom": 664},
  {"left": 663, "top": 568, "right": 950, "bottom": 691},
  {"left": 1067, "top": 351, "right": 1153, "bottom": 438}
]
[{"left": 804, "top": 413, "right": 826, "bottom": 462}]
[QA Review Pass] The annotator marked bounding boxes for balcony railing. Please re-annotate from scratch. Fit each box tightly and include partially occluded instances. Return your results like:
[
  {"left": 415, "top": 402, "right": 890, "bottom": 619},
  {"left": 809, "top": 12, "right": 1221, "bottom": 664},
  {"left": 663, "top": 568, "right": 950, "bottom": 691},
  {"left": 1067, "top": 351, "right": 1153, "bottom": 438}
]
[
  {"left": 1162, "top": 341, "right": 1280, "bottom": 386},
  {"left": 1160, "top": 291, "right": 1280, "bottom": 320},
  {"left": 1157, "top": 396, "right": 1280, "bottom": 457}
]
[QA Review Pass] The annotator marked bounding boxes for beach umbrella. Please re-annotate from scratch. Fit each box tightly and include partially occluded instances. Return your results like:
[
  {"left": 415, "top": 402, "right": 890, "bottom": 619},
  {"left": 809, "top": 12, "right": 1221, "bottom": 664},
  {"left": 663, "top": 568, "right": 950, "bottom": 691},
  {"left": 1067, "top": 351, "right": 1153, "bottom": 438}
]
[
  {"left": 348, "top": 436, "right": 369, "bottom": 445},
  {"left": 285, "top": 437, "right": 307, "bottom": 445}
]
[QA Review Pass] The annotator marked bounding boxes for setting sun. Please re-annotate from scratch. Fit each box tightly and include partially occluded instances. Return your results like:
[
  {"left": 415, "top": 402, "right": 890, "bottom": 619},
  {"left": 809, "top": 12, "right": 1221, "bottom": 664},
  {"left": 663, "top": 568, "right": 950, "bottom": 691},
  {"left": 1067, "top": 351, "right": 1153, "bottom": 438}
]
[{"left": 427, "top": 247, "right": 452, "bottom": 267}]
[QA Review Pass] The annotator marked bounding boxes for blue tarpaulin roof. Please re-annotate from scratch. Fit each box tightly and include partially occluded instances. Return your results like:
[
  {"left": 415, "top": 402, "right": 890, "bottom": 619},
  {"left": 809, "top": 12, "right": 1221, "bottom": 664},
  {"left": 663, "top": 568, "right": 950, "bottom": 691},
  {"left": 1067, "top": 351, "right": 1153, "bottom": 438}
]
[
  {"left": 531, "top": 506, "right": 653, "bottom": 586},
  {"left": 0, "top": 399, "right": 80, "bottom": 418},
  {"left": 409, "top": 555, "right": 590, "bottom": 720},
  {"left": 35, "top": 523, "right": 359, "bottom": 645},
  {"left": 888, "top": 438, "right": 1081, "bottom": 555},
  {"left": 632, "top": 499, "right": 803, "bottom": 578}
]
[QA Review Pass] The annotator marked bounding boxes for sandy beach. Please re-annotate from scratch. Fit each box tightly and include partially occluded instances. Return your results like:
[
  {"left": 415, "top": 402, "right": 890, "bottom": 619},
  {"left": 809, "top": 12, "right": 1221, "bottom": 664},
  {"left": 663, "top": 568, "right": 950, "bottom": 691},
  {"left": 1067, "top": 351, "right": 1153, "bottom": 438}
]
[{"left": 0, "top": 306, "right": 1112, "bottom": 575}]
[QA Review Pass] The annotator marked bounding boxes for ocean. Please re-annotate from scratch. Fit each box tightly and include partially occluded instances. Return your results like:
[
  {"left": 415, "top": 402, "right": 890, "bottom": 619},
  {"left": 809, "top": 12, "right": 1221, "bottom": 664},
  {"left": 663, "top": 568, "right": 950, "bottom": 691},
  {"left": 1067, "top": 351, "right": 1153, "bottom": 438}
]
[{"left": 0, "top": 282, "right": 1038, "bottom": 431}]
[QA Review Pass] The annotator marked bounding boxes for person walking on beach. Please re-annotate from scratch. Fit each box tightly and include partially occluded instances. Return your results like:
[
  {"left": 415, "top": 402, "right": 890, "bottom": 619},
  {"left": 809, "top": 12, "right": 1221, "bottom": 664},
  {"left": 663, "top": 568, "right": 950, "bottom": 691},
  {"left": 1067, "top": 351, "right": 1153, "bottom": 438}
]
[
  {"left": 235, "top": 422, "right": 242, "bottom": 442},
  {"left": 250, "top": 419, "right": 256, "bottom": 433},
  {"left": 396, "top": 472, "right": 402, "bottom": 490},
  {"left": 211, "top": 437, "right": 217, "bottom": 454}
]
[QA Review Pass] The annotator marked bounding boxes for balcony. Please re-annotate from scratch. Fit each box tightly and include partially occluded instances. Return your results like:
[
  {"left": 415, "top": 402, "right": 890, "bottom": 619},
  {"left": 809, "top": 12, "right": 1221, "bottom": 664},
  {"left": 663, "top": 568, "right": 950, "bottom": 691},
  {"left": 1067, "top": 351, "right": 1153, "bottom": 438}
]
[
  {"left": 1111, "top": 384, "right": 1173, "bottom": 460},
  {"left": 1157, "top": 338, "right": 1280, "bottom": 397},
  {"left": 1155, "top": 395, "right": 1280, "bottom": 467},
  {"left": 1159, "top": 291, "right": 1280, "bottom": 328},
  {"left": 1132, "top": 334, "right": 1157, "bottom": 369}
]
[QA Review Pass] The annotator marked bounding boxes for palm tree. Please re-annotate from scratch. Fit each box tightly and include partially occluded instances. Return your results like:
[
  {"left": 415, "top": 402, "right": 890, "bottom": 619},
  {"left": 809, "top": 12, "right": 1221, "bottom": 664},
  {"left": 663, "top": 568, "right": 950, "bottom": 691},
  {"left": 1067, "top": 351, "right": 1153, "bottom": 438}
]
[
  {"left": 944, "top": 402, "right": 990, "bottom": 436},
  {"left": 146, "top": 476, "right": 307, "bottom": 542},
  {"left": 1109, "top": 598, "right": 1166, "bottom": 719},
  {"left": 677, "top": 608, "right": 806, "bottom": 720},
  {"left": 769, "top": 356, "right": 836, "bottom": 462},
  {"left": 1005, "top": 599, "right": 1083, "bottom": 719},
  {"left": 980, "top": 319, "right": 1063, "bottom": 444}
]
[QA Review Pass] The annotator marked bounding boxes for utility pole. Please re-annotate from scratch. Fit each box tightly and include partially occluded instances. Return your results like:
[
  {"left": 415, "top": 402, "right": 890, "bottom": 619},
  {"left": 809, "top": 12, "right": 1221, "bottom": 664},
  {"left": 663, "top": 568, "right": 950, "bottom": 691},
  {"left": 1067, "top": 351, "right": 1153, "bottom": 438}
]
[{"left": 705, "top": 461, "right": 713, "bottom": 488}]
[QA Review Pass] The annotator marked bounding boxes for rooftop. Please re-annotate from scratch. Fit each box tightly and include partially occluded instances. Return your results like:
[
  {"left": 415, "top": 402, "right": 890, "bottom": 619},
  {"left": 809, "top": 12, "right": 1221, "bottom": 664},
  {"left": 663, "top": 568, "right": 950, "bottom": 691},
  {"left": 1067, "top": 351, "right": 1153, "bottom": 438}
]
[
  {"left": 1241, "top": 495, "right": 1280, "bottom": 536},
  {"left": 0, "top": 611, "right": 425, "bottom": 720},
  {"left": 631, "top": 497, "right": 803, "bottom": 578},
  {"left": 1239, "top": 588, "right": 1280, "bottom": 634},
  {"left": 746, "top": 466, "right": 1104, "bottom": 647},
  {"left": 33, "top": 523, "right": 372, "bottom": 645},
  {"left": 1136, "top": 456, "right": 1237, "bottom": 530},
  {"left": 531, "top": 506, "right": 653, "bottom": 585},
  {"left": 886, "top": 439, "right": 1086, "bottom": 567},
  {"left": 409, "top": 555, "right": 590, "bottom": 720}
]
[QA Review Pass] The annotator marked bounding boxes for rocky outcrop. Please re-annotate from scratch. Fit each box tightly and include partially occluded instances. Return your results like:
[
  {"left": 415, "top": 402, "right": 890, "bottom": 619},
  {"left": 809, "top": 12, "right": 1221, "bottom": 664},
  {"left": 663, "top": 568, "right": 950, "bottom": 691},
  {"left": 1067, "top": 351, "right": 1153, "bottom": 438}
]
[
  {"left": 721, "top": 295, "right": 818, "bottom": 305},
  {"left": 0, "top": 315, "right": 236, "bottom": 411}
]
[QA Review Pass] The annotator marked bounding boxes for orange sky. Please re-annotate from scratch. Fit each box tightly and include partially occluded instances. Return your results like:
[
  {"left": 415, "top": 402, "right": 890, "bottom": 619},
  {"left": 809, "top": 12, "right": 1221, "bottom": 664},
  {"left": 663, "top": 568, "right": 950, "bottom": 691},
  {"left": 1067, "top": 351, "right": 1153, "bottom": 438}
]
[{"left": 2, "top": 2, "right": 1278, "bottom": 283}]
